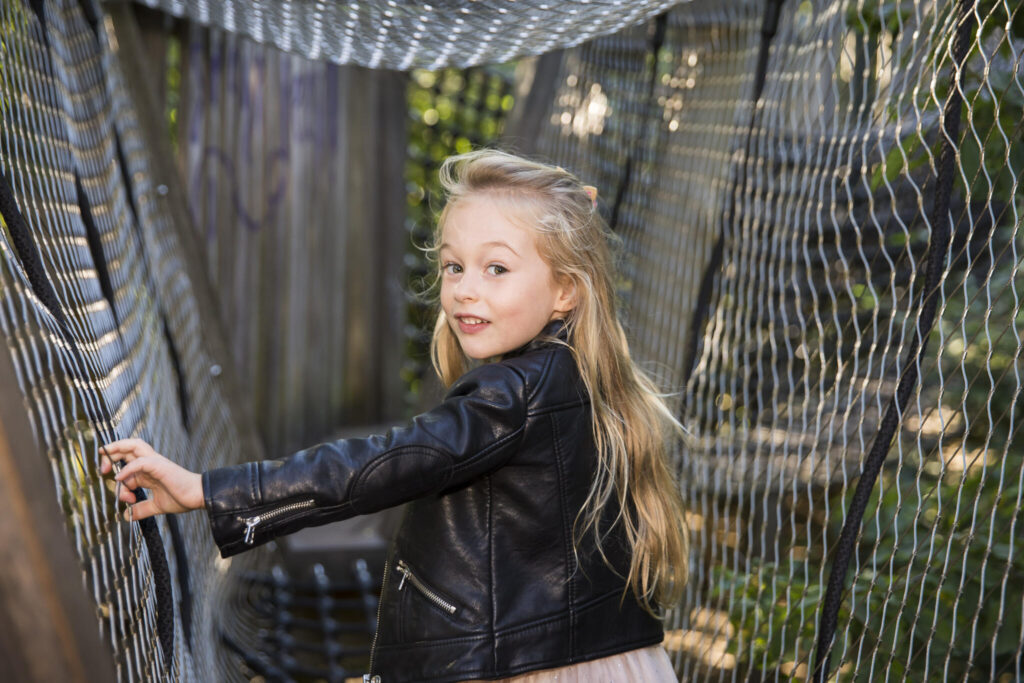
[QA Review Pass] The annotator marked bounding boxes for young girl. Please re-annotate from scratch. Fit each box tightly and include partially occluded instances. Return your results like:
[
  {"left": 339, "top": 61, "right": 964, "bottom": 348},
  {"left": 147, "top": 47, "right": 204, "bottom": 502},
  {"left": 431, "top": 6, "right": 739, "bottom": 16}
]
[{"left": 101, "top": 149, "right": 688, "bottom": 682}]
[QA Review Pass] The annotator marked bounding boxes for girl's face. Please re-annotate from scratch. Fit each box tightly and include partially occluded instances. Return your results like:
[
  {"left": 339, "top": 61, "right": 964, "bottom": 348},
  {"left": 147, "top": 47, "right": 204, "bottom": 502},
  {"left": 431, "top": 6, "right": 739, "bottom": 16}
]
[{"left": 439, "top": 195, "right": 575, "bottom": 360}]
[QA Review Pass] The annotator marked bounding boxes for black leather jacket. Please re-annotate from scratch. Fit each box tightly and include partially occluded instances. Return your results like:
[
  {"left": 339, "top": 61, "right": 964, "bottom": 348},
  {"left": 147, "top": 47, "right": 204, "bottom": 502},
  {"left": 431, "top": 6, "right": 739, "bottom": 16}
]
[{"left": 202, "top": 322, "right": 664, "bottom": 682}]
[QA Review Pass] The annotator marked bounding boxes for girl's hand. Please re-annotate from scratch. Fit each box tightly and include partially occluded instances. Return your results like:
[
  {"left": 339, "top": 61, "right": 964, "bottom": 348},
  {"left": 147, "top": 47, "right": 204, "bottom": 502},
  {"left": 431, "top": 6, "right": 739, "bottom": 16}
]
[{"left": 99, "top": 438, "right": 204, "bottom": 520}]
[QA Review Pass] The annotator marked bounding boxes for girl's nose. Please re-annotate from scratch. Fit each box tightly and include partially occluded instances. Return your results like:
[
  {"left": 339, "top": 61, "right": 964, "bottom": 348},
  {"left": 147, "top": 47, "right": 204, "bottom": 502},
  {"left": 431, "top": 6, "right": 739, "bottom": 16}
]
[{"left": 453, "top": 273, "right": 479, "bottom": 301}]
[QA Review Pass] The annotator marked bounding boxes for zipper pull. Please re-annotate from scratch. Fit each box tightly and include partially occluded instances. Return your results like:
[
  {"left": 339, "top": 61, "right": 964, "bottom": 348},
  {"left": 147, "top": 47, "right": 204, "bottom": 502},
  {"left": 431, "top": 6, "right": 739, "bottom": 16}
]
[
  {"left": 243, "top": 516, "right": 261, "bottom": 545},
  {"left": 396, "top": 562, "right": 409, "bottom": 591},
  {"left": 363, "top": 675, "right": 381, "bottom": 683}
]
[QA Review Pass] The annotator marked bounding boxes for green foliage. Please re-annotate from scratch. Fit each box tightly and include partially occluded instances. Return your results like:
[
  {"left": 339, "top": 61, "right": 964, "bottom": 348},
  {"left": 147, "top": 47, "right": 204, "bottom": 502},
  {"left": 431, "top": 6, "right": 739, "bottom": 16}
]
[
  {"left": 715, "top": 453, "right": 1024, "bottom": 680},
  {"left": 166, "top": 35, "right": 182, "bottom": 153},
  {"left": 839, "top": 461, "right": 1024, "bottom": 681},
  {"left": 0, "top": 2, "right": 34, "bottom": 119},
  {"left": 711, "top": 560, "right": 821, "bottom": 674}
]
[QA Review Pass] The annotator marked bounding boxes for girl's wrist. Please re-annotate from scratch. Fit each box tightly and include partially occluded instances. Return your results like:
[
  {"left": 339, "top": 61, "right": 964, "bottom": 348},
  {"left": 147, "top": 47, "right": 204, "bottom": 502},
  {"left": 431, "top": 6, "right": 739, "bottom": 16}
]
[{"left": 189, "top": 471, "right": 204, "bottom": 510}]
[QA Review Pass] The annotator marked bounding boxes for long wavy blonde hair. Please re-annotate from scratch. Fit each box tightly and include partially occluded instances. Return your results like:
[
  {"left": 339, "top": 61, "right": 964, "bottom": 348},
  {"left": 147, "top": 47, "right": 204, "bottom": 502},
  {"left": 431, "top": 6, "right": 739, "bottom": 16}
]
[{"left": 428, "top": 149, "right": 688, "bottom": 614}]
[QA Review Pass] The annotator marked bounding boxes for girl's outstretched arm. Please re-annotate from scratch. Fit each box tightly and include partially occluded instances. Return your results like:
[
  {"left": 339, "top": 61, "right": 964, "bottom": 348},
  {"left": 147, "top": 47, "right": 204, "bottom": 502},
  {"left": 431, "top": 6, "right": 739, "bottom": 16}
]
[{"left": 100, "top": 438, "right": 204, "bottom": 520}]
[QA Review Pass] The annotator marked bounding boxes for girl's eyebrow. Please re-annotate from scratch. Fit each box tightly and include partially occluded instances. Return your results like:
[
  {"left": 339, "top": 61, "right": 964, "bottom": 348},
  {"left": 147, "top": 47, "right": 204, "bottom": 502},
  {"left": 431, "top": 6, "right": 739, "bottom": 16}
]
[
  {"left": 481, "top": 240, "right": 520, "bottom": 256},
  {"left": 438, "top": 241, "right": 521, "bottom": 257}
]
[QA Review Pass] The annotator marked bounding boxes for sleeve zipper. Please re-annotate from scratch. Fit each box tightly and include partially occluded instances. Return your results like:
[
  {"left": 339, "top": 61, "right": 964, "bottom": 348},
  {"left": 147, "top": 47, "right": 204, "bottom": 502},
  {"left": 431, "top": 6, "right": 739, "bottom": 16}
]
[{"left": 239, "top": 499, "right": 316, "bottom": 545}]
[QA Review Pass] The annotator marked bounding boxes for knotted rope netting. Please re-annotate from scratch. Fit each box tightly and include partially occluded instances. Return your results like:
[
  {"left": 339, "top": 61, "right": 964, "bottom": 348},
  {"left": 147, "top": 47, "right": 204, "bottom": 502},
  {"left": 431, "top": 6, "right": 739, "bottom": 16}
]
[{"left": 1, "top": 0, "right": 1022, "bottom": 680}]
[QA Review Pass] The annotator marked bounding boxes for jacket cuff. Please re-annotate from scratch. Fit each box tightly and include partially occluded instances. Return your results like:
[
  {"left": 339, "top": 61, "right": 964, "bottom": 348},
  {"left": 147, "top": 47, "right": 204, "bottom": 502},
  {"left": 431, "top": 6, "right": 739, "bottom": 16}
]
[
  {"left": 202, "top": 462, "right": 356, "bottom": 558},
  {"left": 203, "top": 463, "right": 260, "bottom": 557}
]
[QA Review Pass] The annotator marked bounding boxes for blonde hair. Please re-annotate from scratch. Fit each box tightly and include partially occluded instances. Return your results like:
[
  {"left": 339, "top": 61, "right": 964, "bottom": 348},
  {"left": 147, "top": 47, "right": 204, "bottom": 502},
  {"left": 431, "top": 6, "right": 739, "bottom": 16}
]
[{"left": 428, "top": 149, "right": 688, "bottom": 614}]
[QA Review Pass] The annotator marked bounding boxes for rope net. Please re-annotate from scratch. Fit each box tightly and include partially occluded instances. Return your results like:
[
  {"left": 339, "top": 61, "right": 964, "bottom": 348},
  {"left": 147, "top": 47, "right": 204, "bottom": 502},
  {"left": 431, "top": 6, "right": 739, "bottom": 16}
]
[
  {"left": 130, "top": 0, "right": 680, "bottom": 70},
  {"left": 0, "top": 0, "right": 1021, "bottom": 680}
]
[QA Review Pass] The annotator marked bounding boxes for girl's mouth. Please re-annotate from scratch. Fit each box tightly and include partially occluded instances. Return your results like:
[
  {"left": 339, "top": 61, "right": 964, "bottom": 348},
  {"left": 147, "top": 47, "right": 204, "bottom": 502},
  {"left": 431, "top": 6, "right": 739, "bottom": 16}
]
[{"left": 456, "top": 315, "right": 489, "bottom": 333}]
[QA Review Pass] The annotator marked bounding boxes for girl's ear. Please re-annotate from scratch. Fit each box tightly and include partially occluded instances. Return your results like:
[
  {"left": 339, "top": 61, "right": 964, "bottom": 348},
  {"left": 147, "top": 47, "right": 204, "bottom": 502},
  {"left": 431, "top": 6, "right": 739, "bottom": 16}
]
[{"left": 553, "top": 275, "right": 578, "bottom": 315}]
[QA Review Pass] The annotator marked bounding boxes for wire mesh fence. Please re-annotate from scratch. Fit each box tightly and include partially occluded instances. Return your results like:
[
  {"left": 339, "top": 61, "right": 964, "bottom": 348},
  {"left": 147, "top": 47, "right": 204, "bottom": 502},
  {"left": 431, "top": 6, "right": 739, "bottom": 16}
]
[
  {"left": 0, "top": 0, "right": 1021, "bottom": 680},
  {"left": 0, "top": 1, "right": 276, "bottom": 679},
  {"left": 534, "top": 0, "right": 1023, "bottom": 678},
  {"left": 130, "top": 0, "right": 679, "bottom": 70}
]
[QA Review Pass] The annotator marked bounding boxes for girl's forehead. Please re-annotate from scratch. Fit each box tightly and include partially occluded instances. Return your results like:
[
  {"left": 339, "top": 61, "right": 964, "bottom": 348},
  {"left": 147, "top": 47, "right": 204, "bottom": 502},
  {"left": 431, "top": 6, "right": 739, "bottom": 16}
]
[{"left": 441, "top": 195, "right": 541, "bottom": 249}]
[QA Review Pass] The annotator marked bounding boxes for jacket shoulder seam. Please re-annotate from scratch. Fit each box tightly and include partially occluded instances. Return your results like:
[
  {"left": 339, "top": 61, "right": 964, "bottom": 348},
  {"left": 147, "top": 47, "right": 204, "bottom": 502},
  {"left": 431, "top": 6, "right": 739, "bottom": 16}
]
[
  {"left": 526, "top": 397, "right": 589, "bottom": 417},
  {"left": 349, "top": 446, "right": 453, "bottom": 511},
  {"left": 450, "top": 424, "right": 525, "bottom": 474},
  {"left": 524, "top": 347, "right": 559, "bottom": 404}
]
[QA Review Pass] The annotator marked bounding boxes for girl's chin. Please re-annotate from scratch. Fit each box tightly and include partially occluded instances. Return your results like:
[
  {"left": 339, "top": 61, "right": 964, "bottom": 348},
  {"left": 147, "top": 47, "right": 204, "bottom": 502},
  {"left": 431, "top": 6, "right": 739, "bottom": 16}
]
[
  {"left": 459, "top": 341, "right": 509, "bottom": 361},
  {"left": 462, "top": 344, "right": 497, "bottom": 360}
]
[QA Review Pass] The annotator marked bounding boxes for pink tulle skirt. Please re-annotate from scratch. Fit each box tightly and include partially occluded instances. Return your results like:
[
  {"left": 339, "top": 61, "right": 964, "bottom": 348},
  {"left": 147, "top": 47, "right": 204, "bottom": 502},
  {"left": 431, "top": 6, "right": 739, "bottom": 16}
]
[{"left": 460, "top": 646, "right": 676, "bottom": 682}]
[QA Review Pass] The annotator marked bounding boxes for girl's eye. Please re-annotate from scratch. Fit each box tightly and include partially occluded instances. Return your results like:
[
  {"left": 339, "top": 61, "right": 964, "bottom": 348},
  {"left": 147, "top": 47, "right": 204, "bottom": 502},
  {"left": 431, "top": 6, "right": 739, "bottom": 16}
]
[
  {"left": 486, "top": 264, "right": 508, "bottom": 275},
  {"left": 443, "top": 262, "right": 463, "bottom": 275}
]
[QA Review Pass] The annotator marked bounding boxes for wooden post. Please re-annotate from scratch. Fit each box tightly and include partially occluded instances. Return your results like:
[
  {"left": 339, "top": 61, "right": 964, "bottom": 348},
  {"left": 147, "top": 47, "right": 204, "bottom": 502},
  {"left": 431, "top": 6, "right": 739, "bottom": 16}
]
[
  {"left": 340, "top": 66, "right": 409, "bottom": 424},
  {"left": 502, "top": 50, "right": 564, "bottom": 155},
  {"left": 0, "top": 352, "right": 117, "bottom": 682},
  {"left": 372, "top": 68, "right": 410, "bottom": 420}
]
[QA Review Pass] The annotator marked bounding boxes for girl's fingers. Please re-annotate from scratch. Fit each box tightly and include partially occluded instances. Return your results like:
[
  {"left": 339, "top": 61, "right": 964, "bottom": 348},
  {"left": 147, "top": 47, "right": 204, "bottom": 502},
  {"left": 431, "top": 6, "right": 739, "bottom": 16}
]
[
  {"left": 100, "top": 438, "right": 155, "bottom": 462},
  {"left": 117, "top": 481, "right": 141, "bottom": 501},
  {"left": 114, "top": 457, "right": 151, "bottom": 482},
  {"left": 117, "top": 472, "right": 154, "bottom": 494},
  {"left": 99, "top": 454, "right": 125, "bottom": 474},
  {"left": 124, "top": 499, "right": 157, "bottom": 522}
]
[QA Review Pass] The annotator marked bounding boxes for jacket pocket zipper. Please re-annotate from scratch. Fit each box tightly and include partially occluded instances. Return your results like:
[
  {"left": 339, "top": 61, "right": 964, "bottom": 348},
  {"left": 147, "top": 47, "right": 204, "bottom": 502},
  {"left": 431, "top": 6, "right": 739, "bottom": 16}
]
[
  {"left": 396, "top": 559, "right": 458, "bottom": 615},
  {"left": 240, "top": 499, "right": 315, "bottom": 545}
]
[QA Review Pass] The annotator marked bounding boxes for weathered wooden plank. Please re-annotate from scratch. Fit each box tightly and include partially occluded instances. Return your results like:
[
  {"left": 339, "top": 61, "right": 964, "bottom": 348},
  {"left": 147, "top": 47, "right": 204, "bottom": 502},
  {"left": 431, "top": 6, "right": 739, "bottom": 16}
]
[
  {"left": 372, "top": 69, "right": 410, "bottom": 420},
  {"left": 502, "top": 50, "right": 564, "bottom": 155},
  {"left": 157, "top": 20, "right": 409, "bottom": 457}
]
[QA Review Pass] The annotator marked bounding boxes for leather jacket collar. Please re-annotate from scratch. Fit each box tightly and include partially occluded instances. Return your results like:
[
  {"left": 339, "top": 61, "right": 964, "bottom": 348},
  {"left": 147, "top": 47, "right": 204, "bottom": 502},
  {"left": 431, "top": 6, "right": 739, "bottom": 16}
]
[{"left": 501, "top": 318, "right": 570, "bottom": 360}]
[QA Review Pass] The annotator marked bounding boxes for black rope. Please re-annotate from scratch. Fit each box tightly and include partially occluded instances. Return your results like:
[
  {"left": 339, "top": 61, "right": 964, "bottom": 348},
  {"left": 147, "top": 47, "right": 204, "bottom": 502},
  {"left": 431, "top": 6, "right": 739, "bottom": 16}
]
[
  {"left": 607, "top": 13, "right": 667, "bottom": 234},
  {"left": 110, "top": 129, "right": 195, "bottom": 649},
  {"left": 113, "top": 133, "right": 143, "bottom": 228},
  {"left": 165, "top": 510, "right": 193, "bottom": 649},
  {"left": 77, "top": 174, "right": 119, "bottom": 323},
  {"left": 111, "top": 131, "right": 192, "bottom": 437},
  {"left": 811, "top": 1, "right": 975, "bottom": 678},
  {"left": 74, "top": 164, "right": 182, "bottom": 663},
  {"left": 680, "top": 0, "right": 786, "bottom": 389},
  {"left": 77, "top": 0, "right": 101, "bottom": 39},
  {"left": 2, "top": 173, "right": 68, "bottom": 331},
  {"left": 25, "top": 0, "right": 50, "bottom": 52},
  {"left": 106, "top": 48, "right": 195, "bottom": 641},
  {"left": 1, "top": 169, "right": 177, "bottom": 668}
]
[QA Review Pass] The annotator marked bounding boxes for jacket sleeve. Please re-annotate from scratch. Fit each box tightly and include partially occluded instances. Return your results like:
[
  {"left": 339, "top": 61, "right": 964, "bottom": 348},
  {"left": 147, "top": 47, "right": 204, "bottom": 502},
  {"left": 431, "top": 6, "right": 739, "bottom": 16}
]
[{"left": 202, "top": 361, "right": 529, "bottom": 557}]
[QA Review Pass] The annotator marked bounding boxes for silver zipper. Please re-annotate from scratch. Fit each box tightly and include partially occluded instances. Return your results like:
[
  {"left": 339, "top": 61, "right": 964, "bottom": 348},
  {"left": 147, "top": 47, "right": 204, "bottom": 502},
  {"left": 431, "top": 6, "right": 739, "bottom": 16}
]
[
  {"left": 365, "top": 557, "right": 389, "bottom": 682},
  {"left": 396, "top": 559, "right": 457, "bottom": 615},
  {"left": 239, "top": 499, "right": 315, "bottom": 545}
]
